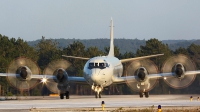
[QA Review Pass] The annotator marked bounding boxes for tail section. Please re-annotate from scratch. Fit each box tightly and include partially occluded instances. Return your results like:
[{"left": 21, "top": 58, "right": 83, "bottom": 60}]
[{"left": 108, "top": 18, "right": 114, "bottom": 57}]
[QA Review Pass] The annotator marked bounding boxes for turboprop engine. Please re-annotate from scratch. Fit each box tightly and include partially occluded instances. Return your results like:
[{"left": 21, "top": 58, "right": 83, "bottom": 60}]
[
  {"left": 16, "top": 66, "right": 32, "bottom": 81},
  {"left": 54, "top": 68, "right": 69, "bottom": 92},
  {"left": 43, "top": 59, "right": 71, "bottom": 99},
  {"left": 162, "top": 54, "right": 196, "bottom": 89},
  {"left": 7, "top": 57, "right": 40, "bottom": 90},
  {"left": 173, "top": 63, "right": 185, "bottom": 79},
  {"left": 126, "top": 59, "right": 158, "bottom": 98},
  {"left": 136, "top": 67, "right": 148, "bottom": 82}
]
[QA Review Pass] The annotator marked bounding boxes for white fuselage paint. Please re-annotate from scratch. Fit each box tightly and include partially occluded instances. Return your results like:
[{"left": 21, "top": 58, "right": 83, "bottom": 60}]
[{"left": 83, "top": 56, "right": 123, "bottom": 87}]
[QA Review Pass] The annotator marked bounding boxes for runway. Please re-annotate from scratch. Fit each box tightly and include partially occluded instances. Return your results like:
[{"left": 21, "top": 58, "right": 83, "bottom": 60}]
[{"left": 0, "top": 95, "right": 200, "bottom": 111}]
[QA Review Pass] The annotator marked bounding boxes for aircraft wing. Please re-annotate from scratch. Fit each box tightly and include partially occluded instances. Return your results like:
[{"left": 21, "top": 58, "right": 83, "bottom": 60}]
[
  {"left": 31, "top": 75, "right": 46, "bottom": 79},
  {"left": 68, "top": 77, "right": 87, "bottom": 84},
  {"left": 0, "top": 73, "right": 86, "bottom": 83},
  {"left": 112, "top": 75, "right": 137, "bottom": 84},
  {"left": 68, "top": 76, "right": 86, "bottom": 82},
  {"left": 37, "top": 75, "right": 87, "bottom": 84},
  {"left": 0, "top": 73, "right": 46, "bottom": 79},
  {"left": 112, "top": 70, "right": 200, "bottom": 84},
  {"left": 0, "top": 73, "right": 8, "bottom": 77},
  {"left": 120, "top": 54, "right": 164, "bottom": 63},
  {"left": 0, "top": 73, "right": 44, "bottom": 79},
  {"left": 148, "top": 70, "right": 200, "bottom": 79}
]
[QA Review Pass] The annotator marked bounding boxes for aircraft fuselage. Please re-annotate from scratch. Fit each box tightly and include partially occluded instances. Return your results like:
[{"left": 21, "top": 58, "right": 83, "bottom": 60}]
[{"left": 83, "top": 56, "right": 123, "bottom": 87}]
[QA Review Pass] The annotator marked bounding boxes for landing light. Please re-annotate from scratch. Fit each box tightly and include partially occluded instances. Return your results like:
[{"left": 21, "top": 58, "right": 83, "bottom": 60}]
[
  {"left": 41, "top": 78, "right": 47, "bottom": 83},
  {"left": 164, "top": 77, "right": 167, "bottom": 80}
]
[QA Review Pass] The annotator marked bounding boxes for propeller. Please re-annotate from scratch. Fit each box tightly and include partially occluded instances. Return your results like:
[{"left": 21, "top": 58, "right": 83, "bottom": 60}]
[
  {"left": 162, "top": 54, "right": 196, "bottom": 89},
  {"left": 7, "top": 57, "right": 40, "bottom": 91},
  {"left": 43, "top": 59, "right": 71, "bottom": 93},
  {"left": 126, "top": 59, "right": 158, "bottom": 92}
]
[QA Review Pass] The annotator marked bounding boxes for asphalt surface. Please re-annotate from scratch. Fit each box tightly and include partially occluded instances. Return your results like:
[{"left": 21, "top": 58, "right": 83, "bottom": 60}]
[{"left": 0, "top": 95, "right": 200, "bottom": 111}]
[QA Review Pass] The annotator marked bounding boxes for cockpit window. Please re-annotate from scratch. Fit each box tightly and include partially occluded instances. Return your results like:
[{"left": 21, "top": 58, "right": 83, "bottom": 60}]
[
  {"left": 99, "top": 63, "right": 104, "bottom": 67},
  {"left": 89, "top": 63, "right": 94, "bottom": 67},
  {"left": 88, "top": 62, "right": 107, "bottom": 69},
  {"left": 95, "top": 63, "right": 98, "bottom": 67}
]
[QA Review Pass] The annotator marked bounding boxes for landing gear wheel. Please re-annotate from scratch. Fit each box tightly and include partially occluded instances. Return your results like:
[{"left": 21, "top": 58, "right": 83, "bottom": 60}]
[
  {"left": 99, "top": 92, "right": 101, "bottom": 98},
  {"left": 65, "top": 91, "right": 69, "bottom": 99},
  {"left": 95, "top": 92, "right": 98, "bottom": 98},
  {"left": 145, "top": 92, "right": 149, "bottom": 98},
  {"left": 60, "top": 93, "right": 64, "bottom": 99},
  {"left": 139, "top": 92, "right": 143, "bottom": 98}
]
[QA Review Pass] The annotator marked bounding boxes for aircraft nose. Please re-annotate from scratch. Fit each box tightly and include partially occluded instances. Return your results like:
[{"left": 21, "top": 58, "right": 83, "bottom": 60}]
[{"left": 91, "top": 73, "right": 98, "bottom": 82}]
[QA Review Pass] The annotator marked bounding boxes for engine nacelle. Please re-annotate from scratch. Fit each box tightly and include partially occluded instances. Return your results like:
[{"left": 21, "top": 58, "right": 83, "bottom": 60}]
[
  {"left": 16, "top": 66, "right": 32, "bottom": 81},
  {"left": 136, "top": 67, "right": 148, "bottom": 82},
  {"left": 54, "top": 68, "right": 70, "bottom": 92},
  {"left": 173, "top": 63, "right": 185, "bottom": 79},
  {"left": 54, "top": 68, "right": 69, "bottom": 83}
]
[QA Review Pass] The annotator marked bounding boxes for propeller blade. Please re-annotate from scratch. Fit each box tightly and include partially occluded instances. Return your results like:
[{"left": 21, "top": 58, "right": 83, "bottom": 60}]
[
  {"left": 162, "top": 54, "right": 196, "bottom": 89},
  {"left": 7, "top": 57, "right": 40, "bottom": 91},
  {"left": 126, "top": 59, "right": 158, "bottom": 92},
  {"left": 43, "top": 59, "right": 71, "bottom": 93}
]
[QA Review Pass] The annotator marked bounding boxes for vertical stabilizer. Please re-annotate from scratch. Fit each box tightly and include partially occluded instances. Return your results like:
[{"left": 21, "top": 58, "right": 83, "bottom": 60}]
[{"left": 107, "top": 18, "right": 114, "bottom": 57}]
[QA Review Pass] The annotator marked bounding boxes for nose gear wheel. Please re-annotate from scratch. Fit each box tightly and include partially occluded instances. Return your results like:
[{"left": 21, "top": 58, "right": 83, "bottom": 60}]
[{"left": 92, "top": 84, "right": 103, "bottom": 98}]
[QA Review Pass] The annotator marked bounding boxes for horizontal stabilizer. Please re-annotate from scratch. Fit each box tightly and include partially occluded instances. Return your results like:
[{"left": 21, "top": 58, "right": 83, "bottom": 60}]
[
  {"left": 120, "top": 54, "right": 164, "bottom": 63},
  {"left": 62, "top": 55, "right": 90, "bottom": 60}
]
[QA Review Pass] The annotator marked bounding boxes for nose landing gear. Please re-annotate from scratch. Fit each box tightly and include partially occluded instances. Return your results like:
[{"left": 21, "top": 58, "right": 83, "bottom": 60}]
[
  {"left": 92, "top": 84, "right": 103, "bottom": 98},
  {"left": 95, "top": 92, "right": 101, "bottom": 98}
]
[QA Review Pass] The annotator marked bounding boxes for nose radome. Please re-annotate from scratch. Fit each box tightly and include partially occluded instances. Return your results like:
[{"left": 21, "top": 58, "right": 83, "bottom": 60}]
[{"left": 91, "top": 74, "right": 97, "bottom": 82}]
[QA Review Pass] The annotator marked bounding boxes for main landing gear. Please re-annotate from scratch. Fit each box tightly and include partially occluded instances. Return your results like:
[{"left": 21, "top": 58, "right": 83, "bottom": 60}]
[
  {"left": 92, "top": 84, "right": 103, "bottom": 98},
  {"left": 60, "top": 91, "right": 69, "bottom": 99},
  {"left": 139, "top": 92, "right": 149, "bottom": 98}
]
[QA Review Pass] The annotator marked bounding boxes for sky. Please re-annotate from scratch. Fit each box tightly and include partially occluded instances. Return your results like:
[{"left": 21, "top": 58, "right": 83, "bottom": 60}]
[{"left": 0, "top": 0, "right": 200, "bottom": 41}]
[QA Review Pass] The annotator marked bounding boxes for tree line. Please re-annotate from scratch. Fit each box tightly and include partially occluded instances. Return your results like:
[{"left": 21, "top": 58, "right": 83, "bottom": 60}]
[
  {"left": 0, "top": 34, "right": 200, "bottom": 96},
  {"left": 28, "top": 38, "right": 200, "bottom": 54}
]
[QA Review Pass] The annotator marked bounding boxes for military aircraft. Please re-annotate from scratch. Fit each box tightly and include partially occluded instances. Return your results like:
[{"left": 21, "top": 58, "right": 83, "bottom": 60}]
[{"left": 1, "top": 18, "right": 200, "bottom": 99}]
